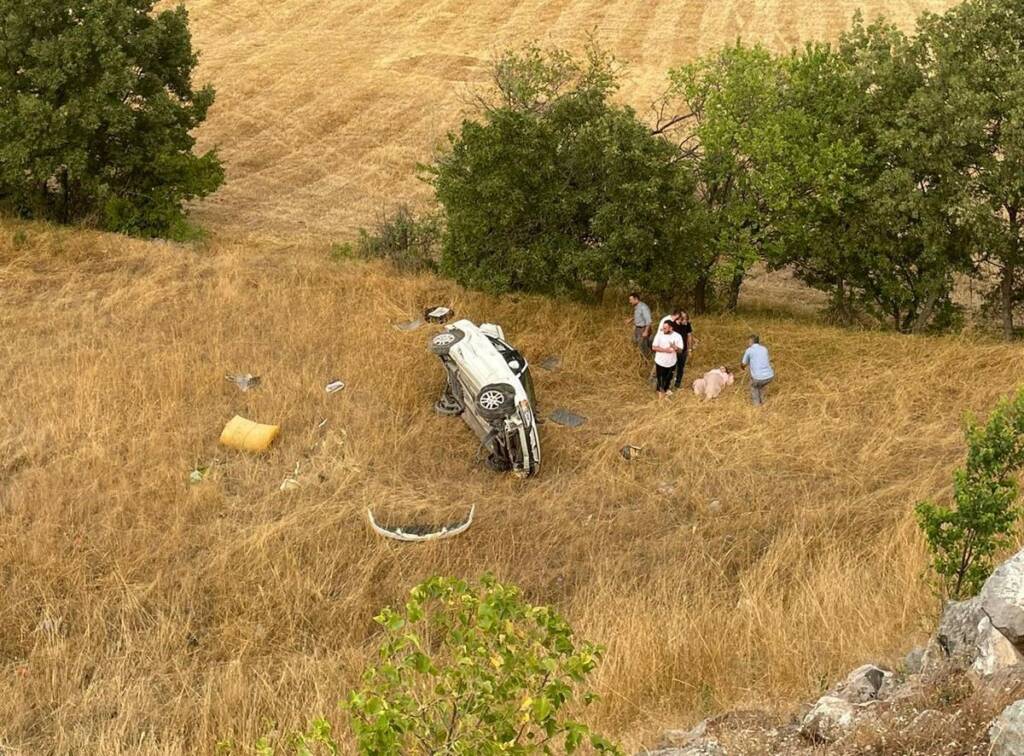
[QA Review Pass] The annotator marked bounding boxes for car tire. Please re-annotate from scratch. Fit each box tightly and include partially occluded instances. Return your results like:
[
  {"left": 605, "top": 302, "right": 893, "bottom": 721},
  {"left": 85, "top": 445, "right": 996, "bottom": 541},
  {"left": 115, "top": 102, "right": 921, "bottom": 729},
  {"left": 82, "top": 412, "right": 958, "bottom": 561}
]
[
  {"left": 428, "top": 328, "right": 465, "bottom": 356},
  {"left": 476, "top": 383, "right": 516, "bottom": 420}
]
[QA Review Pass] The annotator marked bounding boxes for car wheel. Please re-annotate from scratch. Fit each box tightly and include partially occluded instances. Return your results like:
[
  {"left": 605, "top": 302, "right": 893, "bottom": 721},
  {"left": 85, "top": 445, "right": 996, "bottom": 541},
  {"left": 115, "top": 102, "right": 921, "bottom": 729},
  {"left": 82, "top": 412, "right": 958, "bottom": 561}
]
[
  {"left": 476, "top": 383, "right": 516, "bottom": 420},
  {"left": 428, "top": 328, "right": 465, "bottom": 356}
]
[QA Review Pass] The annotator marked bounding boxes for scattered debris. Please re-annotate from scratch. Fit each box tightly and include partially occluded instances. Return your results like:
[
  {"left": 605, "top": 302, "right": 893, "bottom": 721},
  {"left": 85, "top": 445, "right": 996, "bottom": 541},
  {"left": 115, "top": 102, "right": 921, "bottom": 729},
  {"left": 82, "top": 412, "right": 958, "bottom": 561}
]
[
  {"left": 423, "top": 305, "right": 454, "bottom": 324},
  {"left": 316, "top": 418, "right": 328, "bottom": 430},
  {"left": 325, "top": 378, "right": 346, "bottom": 394},
  {"left": 539, "top": 355, "right": 562, "bottom": 372},
  {"left": 225, "top": 373, "right": 261, "bottom": 392},
  {"left": 620, "top": 444, "right": 643, "bottom": 460},
  {"left": 367, "top": 505, "right": 475, "bottom": 542},
  {"left": 280, "top": 463, "right": 301, "bottom": 492},
  {"left": 394, "top": 318, "right": 424, "bottom": 332},
  {"left": 549, "top": 408, "right": 587, "bottom": 428},
  {"left": 219, "top": 415, "right": 280, "bottom": 452},
  {"left": 657, "top": 480, "right": 677, "bottom": 497}
]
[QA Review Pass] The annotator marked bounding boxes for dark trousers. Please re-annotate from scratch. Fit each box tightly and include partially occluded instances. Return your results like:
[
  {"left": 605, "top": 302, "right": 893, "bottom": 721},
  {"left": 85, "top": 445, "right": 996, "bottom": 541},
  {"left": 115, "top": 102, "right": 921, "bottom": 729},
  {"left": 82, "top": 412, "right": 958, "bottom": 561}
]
[
  {"left": 674, "top": 350, "right": 688, "bottom": 387},
  {"left": 655, "top": 364, "right": 674, "bottom": 393}
]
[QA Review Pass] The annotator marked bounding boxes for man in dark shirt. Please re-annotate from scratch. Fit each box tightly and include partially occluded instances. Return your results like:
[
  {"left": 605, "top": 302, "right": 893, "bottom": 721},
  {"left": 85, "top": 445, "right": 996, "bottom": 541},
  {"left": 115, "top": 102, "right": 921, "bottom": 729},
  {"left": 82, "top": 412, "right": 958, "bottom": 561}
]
[{"left": 657, "top": 308, "right": 694, "bottom": 389}]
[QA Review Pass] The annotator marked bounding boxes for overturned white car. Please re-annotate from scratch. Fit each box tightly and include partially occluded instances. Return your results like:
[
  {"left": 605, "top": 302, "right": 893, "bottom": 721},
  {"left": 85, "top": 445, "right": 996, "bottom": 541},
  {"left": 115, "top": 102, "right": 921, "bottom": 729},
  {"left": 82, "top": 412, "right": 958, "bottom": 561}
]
[{"left": 429, "top": 320, "right": 541, "bottom": 477}]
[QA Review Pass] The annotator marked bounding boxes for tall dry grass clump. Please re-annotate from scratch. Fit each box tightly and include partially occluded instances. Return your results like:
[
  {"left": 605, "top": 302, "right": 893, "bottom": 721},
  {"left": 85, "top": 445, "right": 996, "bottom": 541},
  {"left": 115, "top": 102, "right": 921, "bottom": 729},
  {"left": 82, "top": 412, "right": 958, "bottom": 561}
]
[{"left": 2, "top": 220, "right": 1023, "bottom": 753}]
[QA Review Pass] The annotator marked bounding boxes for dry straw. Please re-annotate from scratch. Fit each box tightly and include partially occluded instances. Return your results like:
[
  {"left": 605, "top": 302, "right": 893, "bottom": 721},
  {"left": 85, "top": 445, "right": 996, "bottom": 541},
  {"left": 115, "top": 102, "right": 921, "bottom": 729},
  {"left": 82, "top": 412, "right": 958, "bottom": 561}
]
[{"left": 2, "top": 221, "right": 1022, "bottom": 752}]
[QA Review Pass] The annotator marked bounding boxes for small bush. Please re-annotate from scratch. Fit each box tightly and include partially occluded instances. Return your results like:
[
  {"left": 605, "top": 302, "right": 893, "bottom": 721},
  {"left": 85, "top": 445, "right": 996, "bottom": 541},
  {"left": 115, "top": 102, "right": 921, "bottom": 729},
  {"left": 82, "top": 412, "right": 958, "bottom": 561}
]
[
  {"left": 271, "top": 575, "right": 620, "bottom": 754},
  {"left": 916, "top": 388, "right": 1024, "bottom": 599},
  {"left": 356, "top": 204, "right": 441, "bottom": 272}
]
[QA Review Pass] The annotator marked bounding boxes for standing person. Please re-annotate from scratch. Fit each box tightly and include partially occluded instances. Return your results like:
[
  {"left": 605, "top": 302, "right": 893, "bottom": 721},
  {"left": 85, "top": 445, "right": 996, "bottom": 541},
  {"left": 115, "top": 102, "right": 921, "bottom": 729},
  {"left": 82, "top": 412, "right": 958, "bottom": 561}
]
[
  {"left": 673, "top": 311, "right": 694, "bottom": 389},
  {"left": 656, "top": 308, "right": 695, "bottom": 389},
  {"left": 740, "top": 334, "right": 775, "bottom": 406},
  {"left": 626, "top": 293, "right": 652, "bottom": 358},
  {"left": 651, "top": 319, "right": 684, "bottom": 399}
]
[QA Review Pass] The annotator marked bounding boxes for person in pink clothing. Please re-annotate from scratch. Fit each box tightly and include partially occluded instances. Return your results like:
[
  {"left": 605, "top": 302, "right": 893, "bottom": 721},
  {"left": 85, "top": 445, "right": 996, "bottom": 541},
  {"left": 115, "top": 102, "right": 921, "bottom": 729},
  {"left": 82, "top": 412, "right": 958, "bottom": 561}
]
[{"left": 693, "top": 367, "right": 734, "bottom": 400}]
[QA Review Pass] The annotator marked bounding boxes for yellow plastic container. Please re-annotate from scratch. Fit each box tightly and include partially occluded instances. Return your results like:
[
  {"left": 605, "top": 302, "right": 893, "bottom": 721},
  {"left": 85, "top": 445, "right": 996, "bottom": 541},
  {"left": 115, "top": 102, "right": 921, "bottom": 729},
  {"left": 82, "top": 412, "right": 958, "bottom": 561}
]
[{"left": 219, "top": 415, "right": 280, "bottom": 453}]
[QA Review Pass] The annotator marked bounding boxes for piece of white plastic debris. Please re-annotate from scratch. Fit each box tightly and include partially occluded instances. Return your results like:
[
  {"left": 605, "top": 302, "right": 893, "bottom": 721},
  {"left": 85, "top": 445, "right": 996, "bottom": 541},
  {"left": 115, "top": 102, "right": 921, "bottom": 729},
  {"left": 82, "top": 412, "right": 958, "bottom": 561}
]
[
  {"left": 424, "top": 305, "right": 454, "bottom": 324},
  {"left": 225, "top": 373, "right": 261, "bottom": 391},
  {"left": 325, "top": 379, "right": 345, "bottom": 394}
]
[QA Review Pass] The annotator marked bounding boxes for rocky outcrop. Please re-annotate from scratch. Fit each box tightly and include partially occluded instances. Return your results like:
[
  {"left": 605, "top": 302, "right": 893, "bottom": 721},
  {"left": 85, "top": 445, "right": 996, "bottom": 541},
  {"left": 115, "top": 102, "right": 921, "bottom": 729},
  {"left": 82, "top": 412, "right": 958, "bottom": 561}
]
[
  {"left": 971, "top": 615, "right": 1024, "bottom": 677},
  {"left": 981, "top": 550, "right": 1024, "bottom": 649},
  {"left": 644, "top": 546, "right": 1024, "bottom": 754},
  {"left": 827, "top": 663, "right": 895, "bottom": 703},
  {"left": 798, "top": 695, "right": 858, "bottom": 742},
  {"left": 922, "top": 597, "right": 985, "bottom": 671},
  {"left": 644, "top": 740, "right": 724, "bottom": 756},
  {"left": 989, "top": 699, "right": 1024, "bottom": 756}
]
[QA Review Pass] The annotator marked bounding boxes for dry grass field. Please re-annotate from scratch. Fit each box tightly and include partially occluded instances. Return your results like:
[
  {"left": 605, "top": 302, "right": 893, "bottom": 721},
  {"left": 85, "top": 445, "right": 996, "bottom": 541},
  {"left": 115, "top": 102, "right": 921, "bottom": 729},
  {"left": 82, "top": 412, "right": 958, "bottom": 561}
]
[
  {"left": 4, "top": 0, "right": 1013, "bottom": 753},
  {"left": 3, "top": 219, "right": 1024, "bottom": 753},
  {"left": 179, "top": 0, "right": 958, "bottom": 241}
]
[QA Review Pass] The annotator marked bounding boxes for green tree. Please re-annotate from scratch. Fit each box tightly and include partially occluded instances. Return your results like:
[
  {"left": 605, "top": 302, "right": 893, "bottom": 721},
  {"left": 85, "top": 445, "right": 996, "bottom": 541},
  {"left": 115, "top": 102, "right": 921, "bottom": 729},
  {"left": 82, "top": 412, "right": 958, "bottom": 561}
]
[
  {"left": 427, "top": 43, "right": 700, "bottom": 303},
  {"left": 915, "top": 0, "right": 1024, "bottom": 339},
  {"left": 916, "top": 388, "right": 1024, "bottom": 600},
  {"left": 667, "top": 43, "right": 784, "bottom": 312},
  {"left": 0, "top": 0, "right": 223, "bottom": 238},
  {"left": 751, "top": 17, "right": 973, "bottom": 331}
]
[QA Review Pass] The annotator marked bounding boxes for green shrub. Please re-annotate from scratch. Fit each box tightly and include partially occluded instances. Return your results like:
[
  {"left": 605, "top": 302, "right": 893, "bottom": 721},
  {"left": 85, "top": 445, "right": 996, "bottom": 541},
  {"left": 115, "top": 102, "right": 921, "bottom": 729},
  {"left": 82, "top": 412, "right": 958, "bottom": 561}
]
[
  {"left": 268, "top": 575, "right": 620, "bottom": 755},
  {"left": 916, "top": 388, "right": 1024, "bottom": 599},
  {"left": 0, "top": 0, "right": 224, "bottom": 238},
  {"left": 355, "top": 204, "right": 441, "bottom": 272}
]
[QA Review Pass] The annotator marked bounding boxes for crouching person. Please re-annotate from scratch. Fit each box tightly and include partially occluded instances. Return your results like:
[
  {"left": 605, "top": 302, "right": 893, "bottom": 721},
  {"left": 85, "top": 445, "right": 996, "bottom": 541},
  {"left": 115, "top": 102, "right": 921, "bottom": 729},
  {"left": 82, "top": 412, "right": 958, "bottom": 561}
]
[
  {"left": 693, "top": 367, "right": 734, "bottom": 400},
  {"left": 651, "top": 319, "right": 684, "bottom": 399},
  {"left": 741, "top": 334, "right": 775, "bottom": 406}
]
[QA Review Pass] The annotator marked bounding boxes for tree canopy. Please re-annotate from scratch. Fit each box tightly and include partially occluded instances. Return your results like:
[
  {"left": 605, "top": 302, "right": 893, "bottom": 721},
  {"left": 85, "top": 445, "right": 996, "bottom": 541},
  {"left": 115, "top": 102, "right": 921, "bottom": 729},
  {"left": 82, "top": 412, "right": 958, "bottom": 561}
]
[
  {"left": 0, "top": 0, "right": 223, "bottom": 238},
  {"left": 427, "top": 43, "right": 701, "bottom": 303},
  {"left": 426, "top": 0, "right": 1024, "bottom": 336}
]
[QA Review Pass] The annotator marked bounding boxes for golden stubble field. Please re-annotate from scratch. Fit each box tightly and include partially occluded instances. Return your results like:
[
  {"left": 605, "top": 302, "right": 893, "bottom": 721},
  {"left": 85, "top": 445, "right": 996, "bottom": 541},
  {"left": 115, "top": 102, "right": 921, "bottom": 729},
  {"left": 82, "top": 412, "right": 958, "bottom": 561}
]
[
  {"left": 2, "top": 221, "right": 1023, "bottom": 753},
  {"left": 178, "top": 0, "right": 958, "bottom": 241}
]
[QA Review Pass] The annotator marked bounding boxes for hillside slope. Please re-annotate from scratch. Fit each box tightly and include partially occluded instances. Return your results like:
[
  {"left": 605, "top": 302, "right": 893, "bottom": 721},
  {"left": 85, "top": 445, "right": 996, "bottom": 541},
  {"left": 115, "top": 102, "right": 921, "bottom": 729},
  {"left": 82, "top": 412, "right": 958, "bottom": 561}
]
[
  {"left": 2, "top": 221, "right": 1022, "bottom": 752},
  {"left": 180, "top": 0, "right": 957, "bottom": 240}
]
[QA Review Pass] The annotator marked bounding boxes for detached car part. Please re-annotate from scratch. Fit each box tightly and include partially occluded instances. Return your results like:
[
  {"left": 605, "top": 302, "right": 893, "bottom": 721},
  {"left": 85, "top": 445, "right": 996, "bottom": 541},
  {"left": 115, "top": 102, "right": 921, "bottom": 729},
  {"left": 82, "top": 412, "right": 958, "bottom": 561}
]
[
  {"left": 428, "top": 320, "right": 541, "bottom": 477},
  {"left": 367, "top": 505, "right": 475, "bottom": 542}
]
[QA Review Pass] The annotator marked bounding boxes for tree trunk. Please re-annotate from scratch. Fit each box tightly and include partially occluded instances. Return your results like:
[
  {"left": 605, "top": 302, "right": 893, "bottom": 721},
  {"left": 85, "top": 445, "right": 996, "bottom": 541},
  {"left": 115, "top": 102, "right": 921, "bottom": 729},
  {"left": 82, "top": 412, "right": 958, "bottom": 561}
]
[
  {"left": 832, "top": 280, "right": 853, "bottom": 325},
  {"left": 727, "top": 268, "right": 743, "bottom": 312},
  {"left": 591, "top": 279, "right": 608, "bottom": 305},
  {"left": 1002, "top": 206, "right": 1019, "bottom": 340},
  {"left": 60, "top": 167, "right": 70, "bottom": 224},
  {"left": 693, "top": 274, "right": 711, "bottom": 314},
  {"left": 1000, "top": 262, "right": 1015, "bottom": 340}
]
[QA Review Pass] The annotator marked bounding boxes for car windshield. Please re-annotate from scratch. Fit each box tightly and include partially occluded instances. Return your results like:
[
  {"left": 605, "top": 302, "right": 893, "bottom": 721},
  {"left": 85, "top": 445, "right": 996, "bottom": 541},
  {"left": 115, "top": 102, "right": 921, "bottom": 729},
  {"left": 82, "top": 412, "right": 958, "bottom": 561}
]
[{"left": 520, "top": 366, "right": 537, "bottom": 407}]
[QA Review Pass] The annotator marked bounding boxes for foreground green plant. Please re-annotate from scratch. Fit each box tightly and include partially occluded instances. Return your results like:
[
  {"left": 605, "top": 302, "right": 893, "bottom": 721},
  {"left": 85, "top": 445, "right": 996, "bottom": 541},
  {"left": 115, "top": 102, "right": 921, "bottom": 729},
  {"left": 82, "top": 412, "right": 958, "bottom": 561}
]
[
  {"left": 276, "top": 575, "right": 620, "bottom": 754},
  {"left": 916, "top": 388, "right": 1024, "bottom": 599}
]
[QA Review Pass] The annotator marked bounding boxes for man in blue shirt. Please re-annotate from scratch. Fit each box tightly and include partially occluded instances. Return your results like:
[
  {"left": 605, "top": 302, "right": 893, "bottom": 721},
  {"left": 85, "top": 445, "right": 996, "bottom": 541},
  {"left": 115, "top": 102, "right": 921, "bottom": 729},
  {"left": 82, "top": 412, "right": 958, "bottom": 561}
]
[{"left": 741, "top": 334, "right": 775, "bottom": 406}]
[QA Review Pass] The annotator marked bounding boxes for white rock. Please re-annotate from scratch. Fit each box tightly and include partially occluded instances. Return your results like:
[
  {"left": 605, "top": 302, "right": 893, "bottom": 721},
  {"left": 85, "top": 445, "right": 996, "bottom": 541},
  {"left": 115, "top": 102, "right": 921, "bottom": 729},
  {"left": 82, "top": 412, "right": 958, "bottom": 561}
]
[
  {"left": 923, "top": 598, "right": 985, "bottom": 670},
  {"left": 904, "top": 646, "right": 926, "bottom": 675},
  {"left": 981, "top": 548, "right": 1024, "bottom": 648},
  {"left": 971, "top": 615, "right": 1024, "bottom": 677},
  {"left": 829, "top": 664, "right": 895, "bottom": 703},
  {"left": 643, "top": 740, "right": 725, "bottom": 756},
  {"left": 800, "top": 695, "right": 858, "bottom": 742},
  {"left": 989, "top": 699, "right": 1024, "bottom": 756}
]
